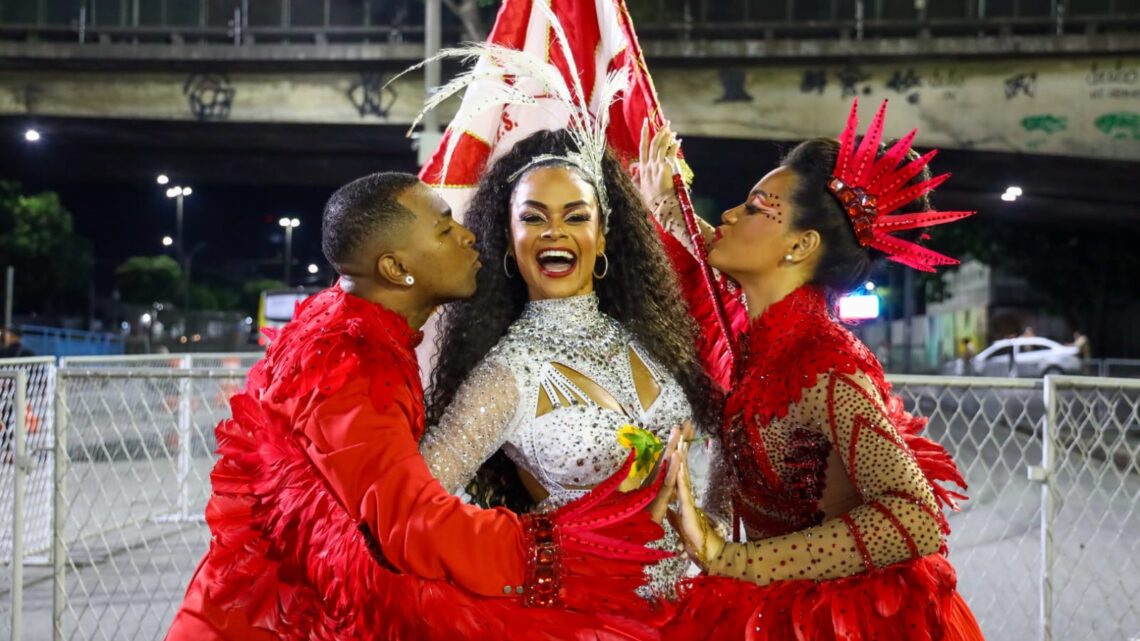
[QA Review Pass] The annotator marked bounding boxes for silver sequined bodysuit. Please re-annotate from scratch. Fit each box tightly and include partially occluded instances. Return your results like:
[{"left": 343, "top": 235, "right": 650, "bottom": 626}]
[{"left": 422, "top": 293, "right": 695, "bottom": 597}]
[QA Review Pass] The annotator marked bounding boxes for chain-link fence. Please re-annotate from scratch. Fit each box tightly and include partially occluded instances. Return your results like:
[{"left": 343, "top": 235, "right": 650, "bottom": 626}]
[
  {"left": 1101, "top": 359, "right": 1140, "bottom": 379},
  {"left": 0, "top": 356, "right": 1136, "bottom": 641},
  {"left": 1, "top": 368, "right": 29, "bottom": 641},
  {"left": 1, "top": 358, "right": 57, "bottom": 641},
  {"left": 890, "top": 374, "right": 1140, "bottom": 641},
  {"left": 1045, "top": 377, "right": 1140, "bottom": 641},
  {"left": 59, "top": 353, "right": 262, "bottom": 370},
  {"left": 48, "top": 367, "right": 247, "bottom": 641},
  {"left": 0, "top": 357, "right": 56, "bottom": 562}
]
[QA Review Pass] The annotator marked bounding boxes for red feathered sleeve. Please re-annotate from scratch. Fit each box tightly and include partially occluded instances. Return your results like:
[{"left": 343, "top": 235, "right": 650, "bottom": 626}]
[{"left": 299, "top": 371, "right": 527, "bottom": 598}]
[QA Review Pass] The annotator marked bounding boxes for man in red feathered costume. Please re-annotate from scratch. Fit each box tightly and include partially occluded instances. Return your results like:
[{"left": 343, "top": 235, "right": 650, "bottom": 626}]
[{"left": 166, "top": 172, "right": 673, "bottom": 641}]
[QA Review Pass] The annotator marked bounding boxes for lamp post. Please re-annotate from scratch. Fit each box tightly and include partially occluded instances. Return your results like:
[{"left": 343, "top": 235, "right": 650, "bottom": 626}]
[
  {"left": 184, "top": 242, "right": 207, "bottom": 318},
  {"left": 165, "top": 184, "right": 192, "bottom": 266},
  {"left": 141, "top": 312, "right": 153, "bottom": 353},
  {"left": 278, "top": 217, "right": 300, "bottom": 285}
]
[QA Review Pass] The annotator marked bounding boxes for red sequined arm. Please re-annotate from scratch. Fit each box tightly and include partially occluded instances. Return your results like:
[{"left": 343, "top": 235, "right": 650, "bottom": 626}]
[{"left": 708, "top": 368, "right": 944, "bottom": 584}]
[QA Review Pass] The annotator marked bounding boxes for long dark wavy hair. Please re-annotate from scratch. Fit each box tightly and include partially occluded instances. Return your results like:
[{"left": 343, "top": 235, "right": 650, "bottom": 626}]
[{"left": 426, "top": 129, "right": 717, "bottom": 511}]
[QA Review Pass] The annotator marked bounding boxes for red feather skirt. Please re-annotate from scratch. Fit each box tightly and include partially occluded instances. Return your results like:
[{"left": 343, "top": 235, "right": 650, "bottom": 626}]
[{"left": 661, "top": 553, "right": 983, "bottom": 641}]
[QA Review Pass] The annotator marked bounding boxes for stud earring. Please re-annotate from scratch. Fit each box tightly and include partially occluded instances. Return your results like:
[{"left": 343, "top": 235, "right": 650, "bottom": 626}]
[
  {"left": 784, "top": 253, "right": 794, "bottom": 263},
  {"left": 404, "top": 275, "right": 415, "bottom": 286}
]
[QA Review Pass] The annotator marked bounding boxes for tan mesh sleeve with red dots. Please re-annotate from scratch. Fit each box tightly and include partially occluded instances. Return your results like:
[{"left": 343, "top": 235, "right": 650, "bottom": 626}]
[{"left": 707, "top": 368, "right": 944, "bottom": 585}]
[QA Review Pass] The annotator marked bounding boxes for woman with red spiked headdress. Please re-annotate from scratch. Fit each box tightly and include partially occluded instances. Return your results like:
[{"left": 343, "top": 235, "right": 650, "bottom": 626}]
[{"left": 639, "top": 100, "right": 986, "bottom": 641}]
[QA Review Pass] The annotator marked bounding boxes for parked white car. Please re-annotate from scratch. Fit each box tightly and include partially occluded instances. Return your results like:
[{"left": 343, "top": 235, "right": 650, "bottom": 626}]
[{"left": 971, "top": 337, "right": 1083, "bottom": 378}]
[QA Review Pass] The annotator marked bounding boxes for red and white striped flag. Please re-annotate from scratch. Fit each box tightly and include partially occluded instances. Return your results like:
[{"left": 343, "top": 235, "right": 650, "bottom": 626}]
[
  {"left": 415, "top": 0, "right": 744, "bottom": 388},
  {"left": 418, "top": 0, "right": 670, "bottom": 216}
]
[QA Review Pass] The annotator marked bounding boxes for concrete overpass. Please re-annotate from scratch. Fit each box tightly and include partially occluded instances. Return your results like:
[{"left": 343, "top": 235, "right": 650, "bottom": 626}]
[
  {"left": 2, "top": 7, "right": 1138, "bottom": 225},
  {"left": 3, "top": 37, "right": 1140, "bottom": 162}
]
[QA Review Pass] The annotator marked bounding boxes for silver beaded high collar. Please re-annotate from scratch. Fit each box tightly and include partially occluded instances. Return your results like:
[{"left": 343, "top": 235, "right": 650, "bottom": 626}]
[{"left": 509, "top": 293, "right": 625, "bottom": 356}]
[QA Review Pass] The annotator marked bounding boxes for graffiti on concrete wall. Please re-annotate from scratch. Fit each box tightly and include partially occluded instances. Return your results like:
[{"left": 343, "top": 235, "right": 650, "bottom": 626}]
[
  {"left": 884, "top": 68, "right": 922, "bottom": 104},
  {"left": 183, "top": 74, "right": 235, "bottom": 122},
  {"left": 835, "top": 64, "right": 873, "bottom": 98},
  {"left": 1095, "top": 112, "right": 1140, "bottom": 140},
  {"left": 1086, "top": 61, "right": 1140, "bottom": 100},
  {"left": 2, "top": 56, "right": 1137, "bottom": 161},
  {"left": 1021, "top": 114, "right": 1068, "bottom": 134},
  {"left": 716, "top": 69, "right": 753, "bottom": 103},
  {"left": 347, "top": 72, "right": 399, "bottom": 118},
  {"left": 652, "top": 56, "right": 1140, "bottom": 161},
  {"left": 800, "top": 68, "right": 827, "bottom": 95},
  {"left": 1003, "top": 72, "right": 1037, "bottom": 100}
]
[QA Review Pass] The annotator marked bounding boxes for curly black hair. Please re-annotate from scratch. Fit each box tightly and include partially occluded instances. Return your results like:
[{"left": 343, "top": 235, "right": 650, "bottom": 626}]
[
  {"left": 426, "top": 129, "right": 717, "bottom": 511},
  {"left": 781, "top": 137, "right": 932, "bottom": 294},
  {"left": 321, "top": 171, "right": 419, "bottom": 269}
]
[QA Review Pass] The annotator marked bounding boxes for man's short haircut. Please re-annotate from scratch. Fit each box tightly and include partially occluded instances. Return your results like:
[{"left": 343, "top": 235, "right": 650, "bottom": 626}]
[{"left": 321, "top": 172, "right": 421, "bottom": 267}]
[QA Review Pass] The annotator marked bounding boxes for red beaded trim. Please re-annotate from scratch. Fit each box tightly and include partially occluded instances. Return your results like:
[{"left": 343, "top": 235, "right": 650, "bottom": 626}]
[
  {"left": 827, "top": 177, "right": 878, "bottom": 247},
  {"left": 839, "top": 513, "right": 876, "bottom": 571},
  {"left": 868, "top": 499, "right": 920, "bottom": 559},
  {"left": 521, "top": 513, "right": 562, "bottom": 607}
]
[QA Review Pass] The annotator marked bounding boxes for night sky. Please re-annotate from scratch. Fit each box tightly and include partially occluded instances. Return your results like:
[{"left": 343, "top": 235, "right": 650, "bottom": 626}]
[
  {"left": 50, "top": 181, "right": 338, "bottom": 291},
  {"left": 3, "top": 119, "right": 426, "bottom": 293},
  {"left": 4, "top": 116, "right": 1138, "bottom": 301}
]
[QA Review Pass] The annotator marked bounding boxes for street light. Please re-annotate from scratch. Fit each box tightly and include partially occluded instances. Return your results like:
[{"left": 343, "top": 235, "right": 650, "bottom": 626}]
[
  {"left": 156, "top": 174, "right": 170, "bottom": 185},
  {"left": 140, "top": 312, "right": 153, "bottom": 352},
  {"left": 24, "top": 129, "right": 40, "bottom": 142},
  {"left": 278, "top": 218, "right": 301, "bottom": 285},
  {"left": 162, "top": 236, "right": 174, "bottom": 247},
  {"left": 184, "top": 242, "right": 207, "bottom": 315},
  {"left": 307, "top": 263, "right": 319, "bottom": 275},
  {"left": 165, "top": 185, "right": 192, "bottom": 266}
]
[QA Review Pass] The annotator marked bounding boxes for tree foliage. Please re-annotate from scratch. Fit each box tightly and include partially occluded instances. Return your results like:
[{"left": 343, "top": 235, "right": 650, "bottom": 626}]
[
  {"left": 0, "top": 181, "right": 93, "bottom": 315},
  {"left": 115, "top": 255, "right": 183, "bottom": 304},
  {"left": 240, "top": 279, "right": 287, "bottom": 317}
]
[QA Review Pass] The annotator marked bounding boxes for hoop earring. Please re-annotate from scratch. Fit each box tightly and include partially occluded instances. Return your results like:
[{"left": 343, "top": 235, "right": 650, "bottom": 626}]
[
  {"left": 593, "top": 253, "right": 609, "bottom": 280},
  {"left": 503, "top": 253, "right": 517, "bottom": 278}
]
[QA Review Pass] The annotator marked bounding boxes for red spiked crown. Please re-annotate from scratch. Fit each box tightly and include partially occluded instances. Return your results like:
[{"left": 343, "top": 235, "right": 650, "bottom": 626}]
[{"left": 829, "top": 99, "right": 975, "bottom": 272}]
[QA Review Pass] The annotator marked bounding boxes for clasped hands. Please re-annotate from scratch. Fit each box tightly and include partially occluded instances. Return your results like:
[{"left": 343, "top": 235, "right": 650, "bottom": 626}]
[{"left": 639, "top": 422, "right": 727, "bottom": 571}]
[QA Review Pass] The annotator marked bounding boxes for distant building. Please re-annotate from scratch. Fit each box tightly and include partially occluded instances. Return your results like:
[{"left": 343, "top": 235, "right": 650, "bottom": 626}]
[{"left": 856, "top": 260, "right": 1070, "bottom": 372}]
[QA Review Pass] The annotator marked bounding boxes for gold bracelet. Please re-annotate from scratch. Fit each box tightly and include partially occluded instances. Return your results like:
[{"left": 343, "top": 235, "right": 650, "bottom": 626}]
[{"left": 695, "top": 509, "right": 715, "bottom": 569}]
